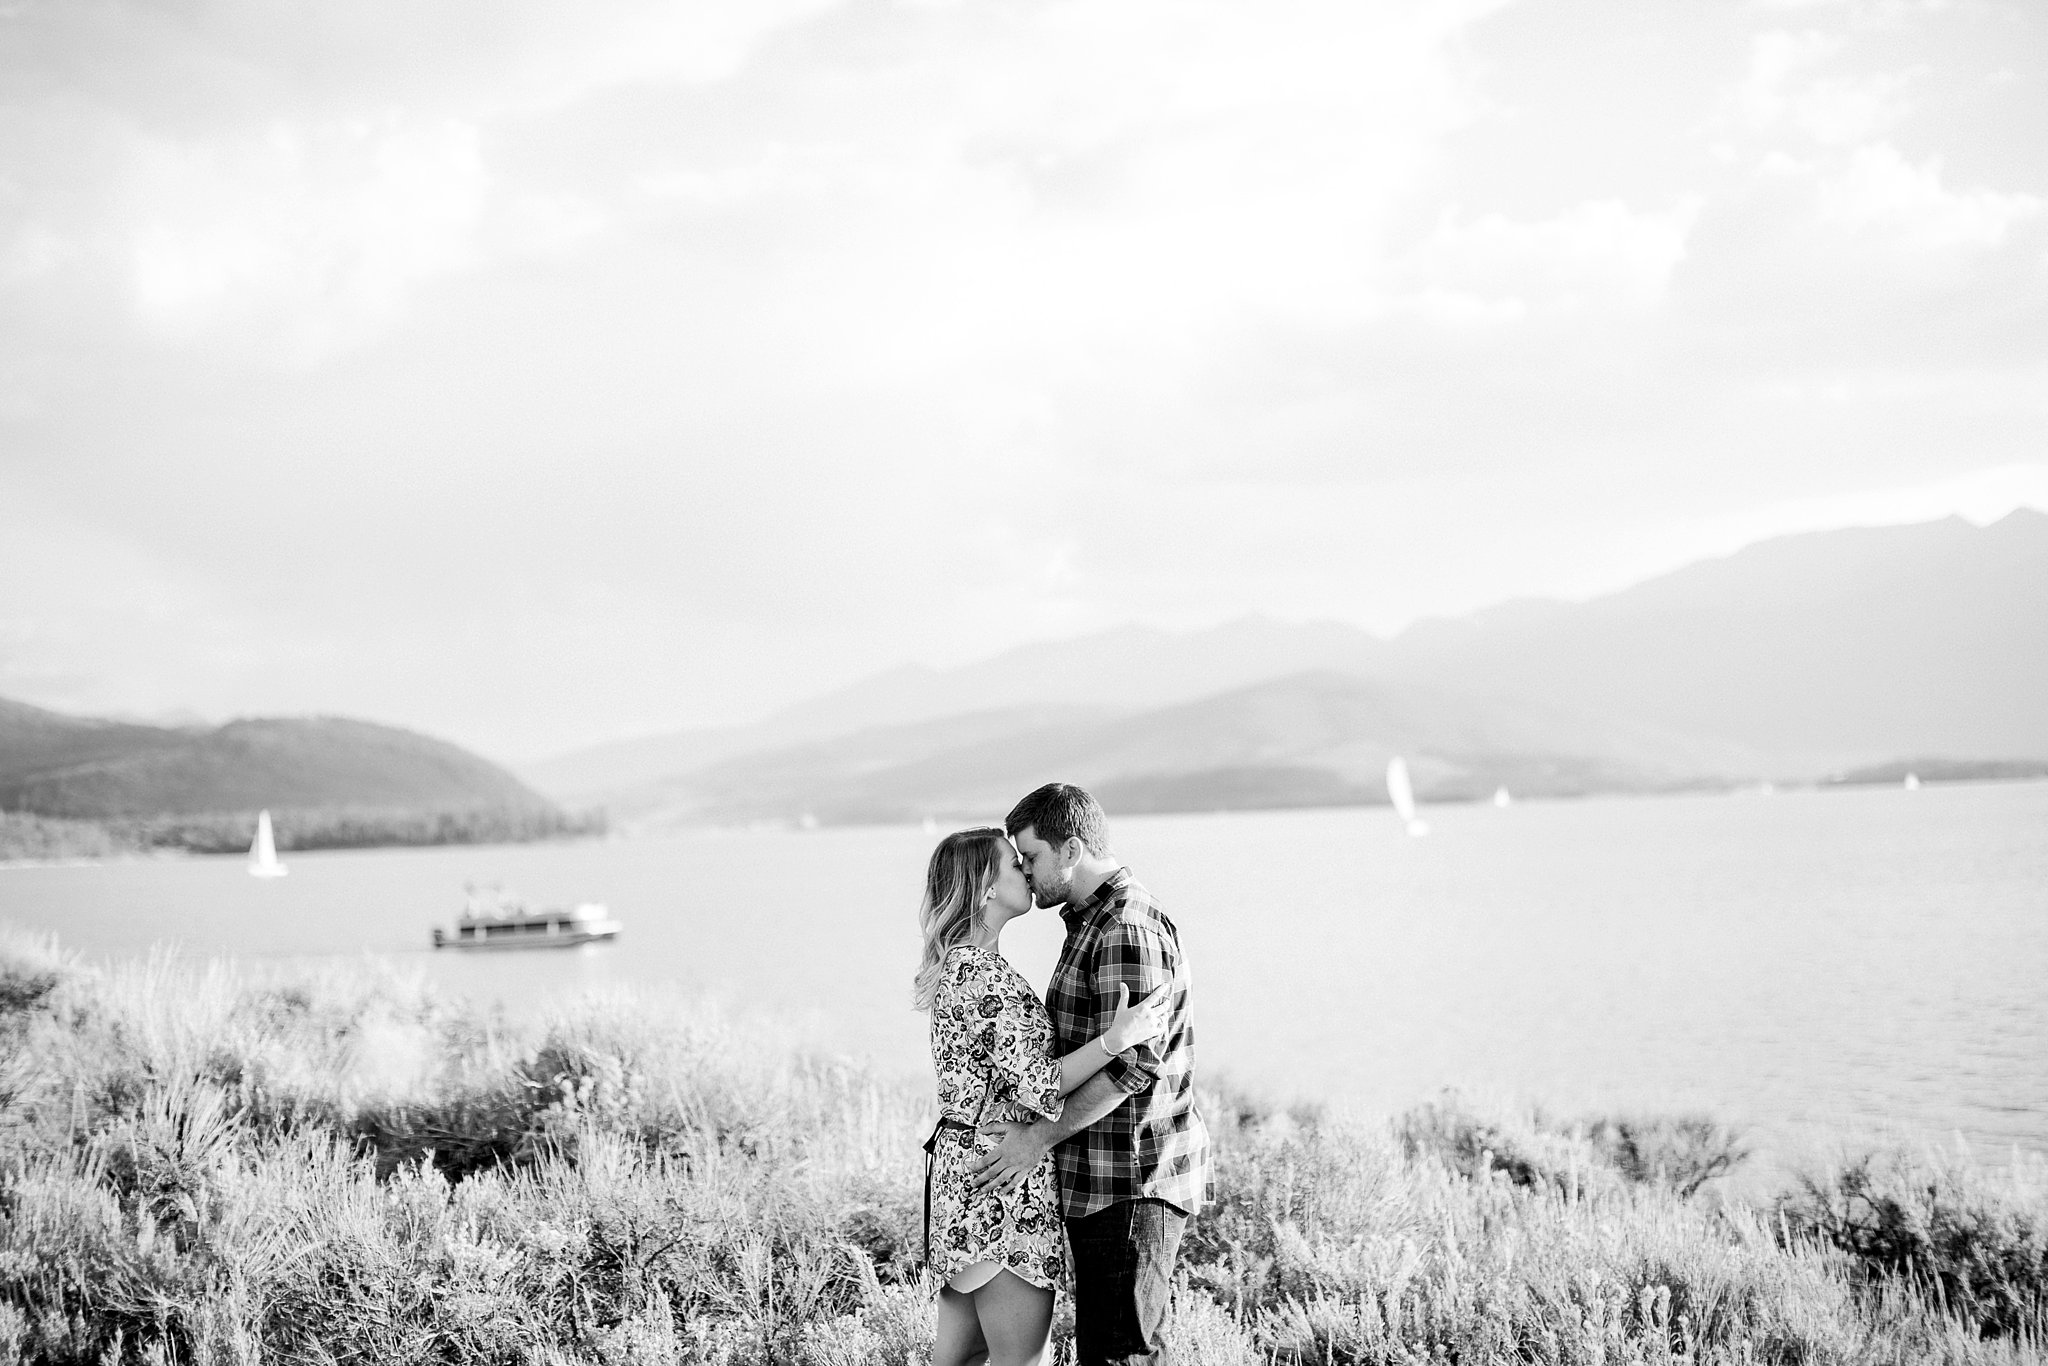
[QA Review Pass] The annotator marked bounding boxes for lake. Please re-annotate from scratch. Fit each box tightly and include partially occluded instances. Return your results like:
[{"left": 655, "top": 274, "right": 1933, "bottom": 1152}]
[{"left": 5, "top": 781, "right": 2045, "bottom": 1173}]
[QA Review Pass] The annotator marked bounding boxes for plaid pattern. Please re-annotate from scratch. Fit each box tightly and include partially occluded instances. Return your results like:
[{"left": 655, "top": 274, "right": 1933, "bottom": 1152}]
[{"left": 1044, "top": 868, "right": 1212, "bottom": 1220}]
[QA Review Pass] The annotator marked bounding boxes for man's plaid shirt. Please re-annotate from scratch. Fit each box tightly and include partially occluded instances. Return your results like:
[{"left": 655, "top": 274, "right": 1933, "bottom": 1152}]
[{"left": 1045, "top": 867, "right": 1211, "bottom": 1220}]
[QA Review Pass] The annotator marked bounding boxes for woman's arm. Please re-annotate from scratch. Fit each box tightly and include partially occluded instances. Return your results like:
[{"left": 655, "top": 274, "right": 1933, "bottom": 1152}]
[{"left": 1054, "top": 982, "right": 1164, "bottom": 1094}]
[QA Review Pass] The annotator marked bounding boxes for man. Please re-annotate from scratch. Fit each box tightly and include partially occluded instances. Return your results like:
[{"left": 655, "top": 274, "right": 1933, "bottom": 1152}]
[{"left": 972, "top": 782, "right": 1211, "bottom": 1366}]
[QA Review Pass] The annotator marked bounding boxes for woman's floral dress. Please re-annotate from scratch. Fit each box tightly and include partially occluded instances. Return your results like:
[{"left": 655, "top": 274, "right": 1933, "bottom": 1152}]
[{"left": 926, "top": 944, "right": 1068, "bottom": 1292}]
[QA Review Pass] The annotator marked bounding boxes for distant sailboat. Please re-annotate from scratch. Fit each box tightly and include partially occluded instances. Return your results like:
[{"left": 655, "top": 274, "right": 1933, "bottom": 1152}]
[
  {"left": 1385, "top": 757, "right": 1430, "bottom": 837},
  {"left": 1903, "top": 772, "right": 1921, "bottom": 791},
  {"left": 247, "top": 810, "right": 288, "bottom": 878},
  {"left": 1492, "top": 787, "right": 1512, "bottom": 808}
]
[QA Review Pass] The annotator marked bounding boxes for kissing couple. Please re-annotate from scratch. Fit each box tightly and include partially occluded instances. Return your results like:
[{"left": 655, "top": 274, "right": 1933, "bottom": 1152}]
[{"left": 913, "top": 783, "right": 1211, "bottom": 1366}]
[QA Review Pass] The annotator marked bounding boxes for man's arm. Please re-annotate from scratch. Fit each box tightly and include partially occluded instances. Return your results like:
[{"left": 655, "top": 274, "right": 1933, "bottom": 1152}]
[
  {"left": 1092, "top": 921, "right": 1173, "bottom": 1093},
  {"left": 969, "top": 1070, "right": 1129, "bottom": 1193},
  {"left": 970, "top": 918, "right": 1175, "bottom": 1193}
]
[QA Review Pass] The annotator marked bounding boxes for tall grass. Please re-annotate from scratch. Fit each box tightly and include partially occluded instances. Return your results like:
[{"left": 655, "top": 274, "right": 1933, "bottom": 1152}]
[{"left": 0, "top": 931, "right": 2041, "bottom": 1365}]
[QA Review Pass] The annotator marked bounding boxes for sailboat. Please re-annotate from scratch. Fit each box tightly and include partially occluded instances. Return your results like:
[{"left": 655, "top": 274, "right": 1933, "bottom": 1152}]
[
  {"left": 247, "top": 810, "right": 288, "bottom": 878},
  {"left": 1385, "top": 757, "right": 1430, "bottom": 837},
  {"left": 1492, "top": 787, "right": 1512, "bottom": 808},
  {"left": 1903, "top": 772, "right": 1921, "bottom": 791}
]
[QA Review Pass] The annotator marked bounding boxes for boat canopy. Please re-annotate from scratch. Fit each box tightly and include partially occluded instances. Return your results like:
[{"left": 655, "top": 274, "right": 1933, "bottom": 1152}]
[{"left": 456, "top": 884, "right": 608, "bottom": 929}]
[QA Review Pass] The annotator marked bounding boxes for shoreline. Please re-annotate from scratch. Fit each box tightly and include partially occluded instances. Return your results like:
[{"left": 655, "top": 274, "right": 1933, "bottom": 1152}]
[
  {"left": 0, "top": 804, "right": 608, "bottom": 866},
  {"left": 6, "top": 770, "right": 2045, "bottom": 864},
  {"left": 5, "top": 916, "right": 2043, "bottom": 1178}
]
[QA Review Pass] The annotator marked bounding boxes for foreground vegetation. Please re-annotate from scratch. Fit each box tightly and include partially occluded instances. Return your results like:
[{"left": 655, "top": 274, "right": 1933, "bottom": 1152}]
[
  {"left": 0, "top": 805, "right": 606, "bottom": 862},
  {"left": 0, "top": 934, "right": 2041, "bottom": 1365}
]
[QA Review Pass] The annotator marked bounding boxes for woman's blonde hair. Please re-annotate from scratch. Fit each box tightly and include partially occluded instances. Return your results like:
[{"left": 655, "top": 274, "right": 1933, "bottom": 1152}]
[{"left": 911, "top": 826, "right": 1010, "bottom": 1012}]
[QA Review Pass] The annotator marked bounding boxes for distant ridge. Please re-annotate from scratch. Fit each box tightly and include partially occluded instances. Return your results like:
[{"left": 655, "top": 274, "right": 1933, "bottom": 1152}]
[
  {"left": 1821, "top": 757, "right": 2048, "bottom": 787},
  {"left": 635, "top": 671, "right": 1750, "bottom": 827},
  {"left": 0, "top": 699, "right": 553, "bottom": 820},
  {"left": 520, "top": 617, "right": 1391, "bottom": 800},
  {"left": 1385, "top": 510, "right": 2048, "bottom": 765},
  {"left": 524, "top": 512, "right": 2048, "bottom": 823}
]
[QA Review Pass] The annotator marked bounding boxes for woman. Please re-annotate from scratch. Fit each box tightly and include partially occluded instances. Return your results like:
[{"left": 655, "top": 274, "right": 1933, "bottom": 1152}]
[{"left": 913, "top": 826, "right": 1164, "bottom": 1366}]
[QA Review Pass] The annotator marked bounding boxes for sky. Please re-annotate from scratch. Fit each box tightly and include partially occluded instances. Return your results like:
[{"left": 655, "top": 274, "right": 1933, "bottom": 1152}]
[{"left": 1, "top": 0, "right": 2044, "bottom": 761}]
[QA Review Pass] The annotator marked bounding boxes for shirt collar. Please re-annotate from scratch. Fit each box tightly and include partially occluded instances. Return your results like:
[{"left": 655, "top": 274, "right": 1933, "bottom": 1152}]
[{"left": 1060, "top": 866, "right": 1131, "bottom": 927}]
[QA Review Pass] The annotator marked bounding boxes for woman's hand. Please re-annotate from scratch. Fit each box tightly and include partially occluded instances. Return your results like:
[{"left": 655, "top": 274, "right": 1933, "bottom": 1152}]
[{"left": 1101, "top": 981, "right": 1166, "bottom": 1056}]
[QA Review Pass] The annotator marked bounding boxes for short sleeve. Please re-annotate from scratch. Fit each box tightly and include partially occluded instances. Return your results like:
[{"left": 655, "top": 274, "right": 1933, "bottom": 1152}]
[
  {"left": 960, "top": 950, "right": 1064, "bottom": 1122},
  {"left": 1093, "top": 920, "right": 1175, "bottom": 1094}
]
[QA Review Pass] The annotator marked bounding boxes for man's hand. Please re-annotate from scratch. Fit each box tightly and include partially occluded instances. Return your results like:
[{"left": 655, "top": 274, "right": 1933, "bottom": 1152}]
[{"left": 970, "top": 1120, "right": 1050, "bottom": 1195}]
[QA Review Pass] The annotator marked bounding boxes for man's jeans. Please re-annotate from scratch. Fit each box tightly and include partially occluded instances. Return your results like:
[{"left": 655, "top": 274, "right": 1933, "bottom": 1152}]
[{"left": 1066, "top": 1198, "right": 1187, "bottom": 1366}]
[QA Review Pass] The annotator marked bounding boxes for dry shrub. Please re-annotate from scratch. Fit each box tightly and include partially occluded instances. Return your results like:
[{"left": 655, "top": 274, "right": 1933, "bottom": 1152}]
[
  {"left": 1782, "top": 1148, "right": 2048, "bottom": 1339},
  {"left": 0, "top": 934, "right": 2041, "bottom": 1365}
]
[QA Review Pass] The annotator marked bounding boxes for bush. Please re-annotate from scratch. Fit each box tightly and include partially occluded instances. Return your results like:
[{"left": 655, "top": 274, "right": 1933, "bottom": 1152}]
[
  {"left": 1782, "top": 1149, "right": 2048, "bottom": 1339},
  {"left": 1586, "top": 1114, "right": 1750, "bottom": 1198},
  {"left": 0, "top": 935, "right": 2040, "bottom": 1365},
  {"left": 1396, "top": 1093, "right": 1603, "bottom": 1194},
  {"left": 1396, "top": 1093, "right": 1747, "bottom": 1199}
]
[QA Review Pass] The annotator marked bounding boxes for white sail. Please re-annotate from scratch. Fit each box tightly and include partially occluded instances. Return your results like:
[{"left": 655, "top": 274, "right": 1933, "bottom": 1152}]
[
  {"left": 1493, "top": 786, "right": 1512, "bottom": 808},
  {"left": 1385, "top": 757, "right": 1429, "bottom": 837},
  {"left": 248, "top": 809, "right": 288, "bottom": 878},
  {"left": 1903, "top": 772, "right": 1921, "bottom": 790}
]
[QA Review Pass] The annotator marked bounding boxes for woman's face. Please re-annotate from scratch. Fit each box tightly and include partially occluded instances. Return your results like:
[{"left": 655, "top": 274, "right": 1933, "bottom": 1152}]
[{"left": 986, "top": 840, "right": 1034, "bottom": 918}]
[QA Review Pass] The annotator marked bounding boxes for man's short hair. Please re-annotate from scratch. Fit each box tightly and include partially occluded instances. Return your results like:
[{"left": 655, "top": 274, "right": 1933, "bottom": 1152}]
[{"left": 1005, "top": 782, "right": 1110, "bottom": 856}]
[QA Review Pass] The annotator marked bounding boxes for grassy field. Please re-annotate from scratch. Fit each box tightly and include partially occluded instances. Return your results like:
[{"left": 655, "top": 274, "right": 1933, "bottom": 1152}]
[{"left": 0, "top": 932, "right": 2041, "bottom": 1365}]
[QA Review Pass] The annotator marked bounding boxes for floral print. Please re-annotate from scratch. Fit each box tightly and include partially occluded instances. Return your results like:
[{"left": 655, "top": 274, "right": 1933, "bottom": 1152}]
[{"left": 926, "top": 944, "right": 1068, "bottom": 1293}]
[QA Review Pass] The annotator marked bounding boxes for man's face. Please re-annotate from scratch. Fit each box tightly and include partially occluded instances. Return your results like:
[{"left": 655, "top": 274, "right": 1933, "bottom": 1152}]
[{"left": 1012, "top": 826, "right": 1074, "bottom": 909}]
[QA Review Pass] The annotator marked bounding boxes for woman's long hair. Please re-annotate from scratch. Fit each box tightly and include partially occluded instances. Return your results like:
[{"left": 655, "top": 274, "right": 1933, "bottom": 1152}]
[{"left": 911, "top": 826, "right": 1010, "bottom": 1012}]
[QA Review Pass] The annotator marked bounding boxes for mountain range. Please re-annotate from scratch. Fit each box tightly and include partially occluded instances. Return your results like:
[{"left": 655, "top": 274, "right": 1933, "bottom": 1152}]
[
  {"left": 0, "top": 701, "right": 552, "bottom": 821},
  {"left": 5, "top": 511, "right": 2038, "bottom": 832},
  {"left": 523, "top": 510, "right": 2048, "bottom": 824}
]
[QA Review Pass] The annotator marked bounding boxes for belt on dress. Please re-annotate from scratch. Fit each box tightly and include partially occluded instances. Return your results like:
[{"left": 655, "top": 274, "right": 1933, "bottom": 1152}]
[{"left": 922, "top": 1116, "right": 976, "bottom": 1267}]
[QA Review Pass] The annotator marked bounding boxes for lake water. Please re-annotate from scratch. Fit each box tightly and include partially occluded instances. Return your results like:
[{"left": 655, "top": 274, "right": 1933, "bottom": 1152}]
[{"left": 5, "top": 782, "right": 2045, "bottom": 1173}]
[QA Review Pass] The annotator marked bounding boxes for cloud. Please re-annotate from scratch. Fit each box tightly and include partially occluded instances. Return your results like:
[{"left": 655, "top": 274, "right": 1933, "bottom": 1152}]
[
  {"left": 1632, "top": 461, "right": 2048, "bottom": 582},
  {"left": 1401, "top": 197, "right": 1703, "bottom": 323},
  {"left": 1738, "top": 28, "right": 1843, "bottom": 130},
  {"left": 1715, "top": 20, "right": 2040, "bottom": 269},
  {"left": 0, "top": 0, "right": 846, "bottom": 364},
  {"left": 1791, "top": 72, "right": 1909, "bottom": 145},
  {"left": 1, "top": 0, "right": 2043, "bottom": 752},
  {"left": 0, "top": 483, "right": 290, "bottom": 715},
  {"left": 1735, "top": 27, "right": 1914, "bottom": 142},
  {"left": 126, "top": 116, "right": 489, "bottom": 358},
  {"left": 494, "top": 0, "right": 850, "bottom": 108},
  {"left": 566, "top": 0, "right": 1509, "bottom": 415},
  {"left": 8, "top": 0, "right": 852, "bottom": 126},
  {"left": 0, "top": 224, "right": 73, "bottom": 286},
  {"left": 1815, "top": 142, "right": 2041, "bottom": 252}
]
